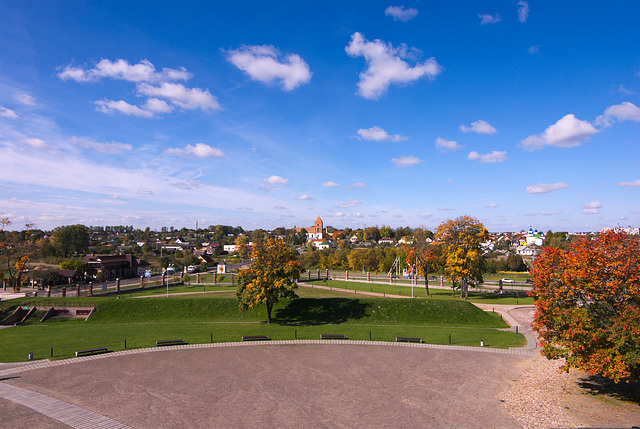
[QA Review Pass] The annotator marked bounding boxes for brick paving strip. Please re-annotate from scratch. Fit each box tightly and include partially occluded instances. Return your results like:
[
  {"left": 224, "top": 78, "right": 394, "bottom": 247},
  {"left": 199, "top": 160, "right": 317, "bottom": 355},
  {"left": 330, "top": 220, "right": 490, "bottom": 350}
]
[{"left": 0, "top": 382, "right": 132, "bottom": 429}]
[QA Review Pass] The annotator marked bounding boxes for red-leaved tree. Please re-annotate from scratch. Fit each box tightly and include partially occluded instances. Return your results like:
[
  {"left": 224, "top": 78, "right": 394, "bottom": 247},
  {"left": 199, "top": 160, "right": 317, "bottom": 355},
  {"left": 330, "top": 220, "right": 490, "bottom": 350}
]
[{"left": 530, "top": 231, "right": 640, "bottom": 382}]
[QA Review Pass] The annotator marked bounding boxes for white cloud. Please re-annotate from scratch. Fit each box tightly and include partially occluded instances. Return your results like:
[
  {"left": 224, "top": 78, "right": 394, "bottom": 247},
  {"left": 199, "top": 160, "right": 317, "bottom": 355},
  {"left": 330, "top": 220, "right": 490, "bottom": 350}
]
[
  {"left": 467, "top": 150, "right": 507, "bottom": 163},
  {"left": 391, "top": 155, "right": 424, "bottom": 167},
  {"left": 479, "top": 14, "right": 501, "bottom": 24},
  {"left": 618, "top": 179, "right": 640, "bottom": 187},
  {"left": 517, "top": 1, "right": 529, "bottom": 23},
  {"left": 95, "top": 99, "right": 154, "bottom": 118},
  {"left": 357, "top": 126, "right": 407, "bottom": 142},
  {"left": 226, "top": 45, "right": 312, "bottom": 91},
  {"left": 438, "top": 207, "right": 454, "bottom": 211},
  {"left": 15, "top": 93, "right": 36, "bottom": 106},
  {"left": 418, "top": 212, "right": 433, "bottom": 218},
  {"left": 137, "top": 83, "right": 220, "bottom": 111},
  {"left": 21, "top": 138, "right": 47, "bottom": 149},
  {"left": 353, "top": 212, "right": 364, "bottom": 218},
  {"left": 526, "top": 182, "right": 571, "bottom": 194},
  {"left": 143, "top": 98, "right": 174, "bottom": 113},
  {"left": 345, "top": 32, "right": 442, "bottom": 100},
  {"left": 137, "top": 188, "right": 153, "bottom": 195},
  {"left": 583, "top": 201, "right": 602, "bottom": 209},
  {"left": 459, "top": 119, "right": 497, "bottom": 134},
  {"left": 71, "top": 136, "right": 132, "bottom": 154},
  {"left": 617, "top": 85, "right": 635, "bottom": 95},
  {"left": 520, "top": 114, "right": 598, "bottom": 151},
  {"left": 347, "top": 182, "right": 368, "bottom": 189},
  {"left": 435, "top": 137, "right": 461, "bottom": 151},
  {"left": 384, "top": 6, "right": 418, "bottom": 22},
  {"left": 296, "top": 194, "right": 312, "bottom": 200},
  {"left": 338, "top": 200, "right": 363, "bottom": 208},
  {"left": 165, "top": 143, "right": 224, "bottom": 158},
  {"left": 528, "top": 45, "right": 541, "bottom": 54},
  {"left": 58, "top": 59, "right": 191, "bottom": 83},
  {"left": 263, "top": 175, "right": 289, "bottom": 186},
  {"left": 323, "top": 181, "right": 341, "bottom": 188},
  {"left": 0, "top": 106, "right": 18, "bottom": 119},
  {"left": 487, "top": 203, "right": 498, "bottom": 208},
  {"left": 595, "top": 102, "right": 640, "bottom": 127},
  {"left": 237, "top": 206, "right": 253, "bottom": 211}
]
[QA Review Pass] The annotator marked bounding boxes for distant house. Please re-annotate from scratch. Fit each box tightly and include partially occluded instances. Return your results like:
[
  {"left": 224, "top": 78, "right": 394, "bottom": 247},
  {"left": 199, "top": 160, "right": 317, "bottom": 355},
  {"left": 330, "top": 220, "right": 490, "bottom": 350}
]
[
  {"left": 82, "top": 254, "right": 150, "bottom": 279},
  {"left": 198, "top": 254, "right": 216, "bottom": 268},
  {"left": 378, "top": 238, "right": 394, "bottom": 245}
]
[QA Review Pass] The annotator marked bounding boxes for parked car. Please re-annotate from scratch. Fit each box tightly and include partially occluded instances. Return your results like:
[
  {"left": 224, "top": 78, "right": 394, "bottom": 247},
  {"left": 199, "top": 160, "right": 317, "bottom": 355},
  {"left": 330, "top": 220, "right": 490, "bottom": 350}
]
[{"left": 501, "top": 278, "right": 515, "bottom": 283}]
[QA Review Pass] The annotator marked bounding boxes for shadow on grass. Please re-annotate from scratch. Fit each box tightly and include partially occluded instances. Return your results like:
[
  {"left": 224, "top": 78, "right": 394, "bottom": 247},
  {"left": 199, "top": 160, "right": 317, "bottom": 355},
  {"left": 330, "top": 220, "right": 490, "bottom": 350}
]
[
  {"left": 274, "top": 298, "right": 370, "bottom": 326},
  {"left": 576, "top": 374, "right": 640, "bottom": 406}
]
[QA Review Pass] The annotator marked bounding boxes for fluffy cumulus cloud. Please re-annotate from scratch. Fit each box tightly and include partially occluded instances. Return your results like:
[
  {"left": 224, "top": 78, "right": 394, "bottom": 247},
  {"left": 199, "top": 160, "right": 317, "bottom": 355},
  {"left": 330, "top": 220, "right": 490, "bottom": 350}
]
[
  {"left": 338, "top": 200, "right": 363, "bottom": 208},
  {"left": 357, "top": 126, "right": 407, "bottom": 142},
  {"left": 618, "top": 179, "right": 640, "bottom": 187},
  {"left": 517, "top": 1, "right": 529, "bottom": 23},
  {"left": 583, "top": 201, "right": 602, "bottom": 214},
  {"left": 137, "top": 83, "right": 219, "bottom": 111},
  {"left": 59, "top": 58, "right": 219, "bottom": 117},
  {"left": 384, "top": 6, "right": 418, "bottom": 22},
  {"left": 526, "top": 182, "right": 571, "bottom": 194},
  {"left": 71, "top": 136, "right": 132, "bottom": 154},
  {"left": 595, "top": 102, "right": 640, "bottom": 127},
  {"left": 435, "top": 137, "right": 461, "bottom": 151},
  {"left": 479, "top": 14, "right": 501, "bottom": 24},
  {"left": 322, "top": 181, "right": 341, "bottom": 188},
  {"left": 0, "top": 106, "right": 18, "bottom": 119},
  {"left": 520, "top": 114, "right": 598, "bottom": 151},
  {"left": 467, "top": 150, "right": 507, "bottom": 163},
  {"left": 226, "top": 45, "right": 312, "bottom": 91},
  {"left": 296, "top": 194, "right": 312, "bottom": 200},
  {"left": 528, "top": 45, "right": 541, "bottom": 54},
  {"left": 391, "top": 155, "right": 423, "bottom": 167},
  {"left": 95, "top": 99, "right": 154, "bottom": 118},
  {"left": 58, "top": 59, "right": 191, "bottom": 83},
  {"left": 262, "top": 175, "right": 289, "bottom": 186},
  {"left": 459, "top": 119, "right": 497, "bottom": 134},
  {"left": 345, "top": 32, "right": 442, "bottom": 100},
  {"left": 164, "top": 143, "right": 224, "bottom": 158}
]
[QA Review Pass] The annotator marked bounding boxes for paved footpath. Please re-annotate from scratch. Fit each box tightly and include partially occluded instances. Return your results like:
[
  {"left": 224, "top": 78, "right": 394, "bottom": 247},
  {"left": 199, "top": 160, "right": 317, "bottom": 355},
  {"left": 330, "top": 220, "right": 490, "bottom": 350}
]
[{"left": 0, "top": 382, "right": 132, "bottom": 429}]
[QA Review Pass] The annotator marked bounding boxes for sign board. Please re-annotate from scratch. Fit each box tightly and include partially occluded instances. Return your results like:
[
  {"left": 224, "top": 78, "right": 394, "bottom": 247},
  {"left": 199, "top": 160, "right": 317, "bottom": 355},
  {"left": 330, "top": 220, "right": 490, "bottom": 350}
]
[
  {"left": 102, "top": 284, "right": 107, "bottom": 291},
  {"left": 144, "top": 270, "right": 151, "bottom": 278}
]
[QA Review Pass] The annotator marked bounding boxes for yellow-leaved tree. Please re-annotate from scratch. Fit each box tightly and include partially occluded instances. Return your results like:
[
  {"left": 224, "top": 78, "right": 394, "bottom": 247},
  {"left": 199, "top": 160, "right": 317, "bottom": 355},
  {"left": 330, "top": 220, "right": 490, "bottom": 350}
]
[
  {"left": 236, "top": 237, "right": 302, "bottom": 323},
  {"left": 434, "top": 216, "right": 488, "bottom": 300}
]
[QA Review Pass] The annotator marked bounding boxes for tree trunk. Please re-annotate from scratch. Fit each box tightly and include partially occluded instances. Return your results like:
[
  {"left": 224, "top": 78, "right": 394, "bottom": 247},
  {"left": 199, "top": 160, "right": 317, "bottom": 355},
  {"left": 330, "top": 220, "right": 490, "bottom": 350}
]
[
  {"left": 424, "top": 278, "right": 429, "bottom": 296},
  {"left": 266, "top": 301, "right": 273, "bottom": 324}
]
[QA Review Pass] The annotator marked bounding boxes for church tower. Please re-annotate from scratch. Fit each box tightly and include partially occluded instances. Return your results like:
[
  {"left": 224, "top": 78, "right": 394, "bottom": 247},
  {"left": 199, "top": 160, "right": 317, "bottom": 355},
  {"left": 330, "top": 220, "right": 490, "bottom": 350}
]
[{"left": 314, "top": 216, "right": 323, "bottom": 234}]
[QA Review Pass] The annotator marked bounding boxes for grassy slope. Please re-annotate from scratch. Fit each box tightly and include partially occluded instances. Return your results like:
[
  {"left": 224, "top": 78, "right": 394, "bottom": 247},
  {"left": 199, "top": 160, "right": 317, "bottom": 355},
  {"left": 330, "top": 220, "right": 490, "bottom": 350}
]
[{"left": 0, "top": 291, "right": 525, "bottom": 362}]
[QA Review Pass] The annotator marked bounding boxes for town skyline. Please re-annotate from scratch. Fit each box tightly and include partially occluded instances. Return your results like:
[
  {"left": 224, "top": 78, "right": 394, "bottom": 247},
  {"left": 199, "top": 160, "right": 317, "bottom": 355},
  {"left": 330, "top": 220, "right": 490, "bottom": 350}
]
[{"left": 1, "top": 1, "right": 639, "bottom": 232}]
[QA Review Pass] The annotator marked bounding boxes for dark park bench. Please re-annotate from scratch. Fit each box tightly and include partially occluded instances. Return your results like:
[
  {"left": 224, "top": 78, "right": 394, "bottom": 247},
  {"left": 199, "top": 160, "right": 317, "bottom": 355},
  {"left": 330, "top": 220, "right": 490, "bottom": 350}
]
[
  {"left": 242, "top": 335, "right": 269, "bottom": 341},
  {"left": 75, "top": 347, "right": 108, "bottom": 357},
  {"left": 155, "top": 339, "right": 185, "bottom": 347},
  {"left": 396, "top": 337, "right": 422, "bottom": 343},
  {"left": 320, "top": 334, "right": 346, "bottom": 340}
]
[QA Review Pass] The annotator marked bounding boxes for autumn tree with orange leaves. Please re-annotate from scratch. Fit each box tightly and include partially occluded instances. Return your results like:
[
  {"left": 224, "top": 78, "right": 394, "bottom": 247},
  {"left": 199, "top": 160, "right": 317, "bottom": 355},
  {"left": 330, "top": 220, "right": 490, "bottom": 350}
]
[
  {"left": 403, "top": 228, "right": 440, "bottom": 295},
  {"left": 236, "top": 237, "right": 302, "bottom": 324},
  {"left": 530, "top": 231, "right": 640, "bottom": 382},
  {"left": 0, "top": 218, "right": 36, "bottom": 292},
  {"left": 434, "top": 216, "right": 488, "bottom": 300}
]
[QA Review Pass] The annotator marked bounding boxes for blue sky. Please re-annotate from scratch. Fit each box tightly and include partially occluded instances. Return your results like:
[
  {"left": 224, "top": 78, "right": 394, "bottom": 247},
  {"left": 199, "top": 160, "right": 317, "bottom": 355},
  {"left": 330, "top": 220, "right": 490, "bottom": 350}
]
[{"left": 1, "top": 1, "right": 638, "bottom": 232}]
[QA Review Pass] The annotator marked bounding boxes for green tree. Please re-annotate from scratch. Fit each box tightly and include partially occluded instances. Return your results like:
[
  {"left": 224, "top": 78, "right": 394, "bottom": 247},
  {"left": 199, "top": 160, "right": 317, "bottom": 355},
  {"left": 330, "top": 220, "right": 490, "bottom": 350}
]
[
  {"left": 0, "top": 219, "right": 37, "bottom": 291},
  {"left": 531, "top": 231, "right": 640, "bottom": 382},
  {"left": 236, "top": 238, "right": 302, "bottom": 323},
  {"left": 59, "top": 258, "right": 88, "bottom": 274},
  {"left": 52, "top": 224, "right": 90, "bottom": 257},
  {"left": 435, "top": 216, "right": 488, "bottom": 300}
]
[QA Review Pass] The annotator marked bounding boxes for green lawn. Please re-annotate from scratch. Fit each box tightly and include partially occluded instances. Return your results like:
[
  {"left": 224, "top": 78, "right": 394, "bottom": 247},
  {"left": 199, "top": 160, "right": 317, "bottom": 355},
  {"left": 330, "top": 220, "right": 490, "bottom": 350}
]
[
  {"left": 0, "top": 291, "right": 525, "bottom": 362},
  {"left": 307, "top": 279, "right": 534, "bottom": 305}
]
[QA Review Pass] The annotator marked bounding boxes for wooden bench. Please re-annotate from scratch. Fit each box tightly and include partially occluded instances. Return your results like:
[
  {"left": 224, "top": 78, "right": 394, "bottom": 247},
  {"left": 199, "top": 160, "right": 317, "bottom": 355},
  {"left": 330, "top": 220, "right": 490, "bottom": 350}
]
[
  {"left": 320, "top": 334, "right": 346, "bottom": 340},
  {"left": 242, "top": 335, "right": 269, "bottom": 341},
  {"left": 75, "top": 347, "right": 108, "bottom": 357},
  {"left": 155, "top": 339, "right": 185, "bottom": 347},
  {"left": 396, "top": 336, "right": 422, "bottom": 343}
]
